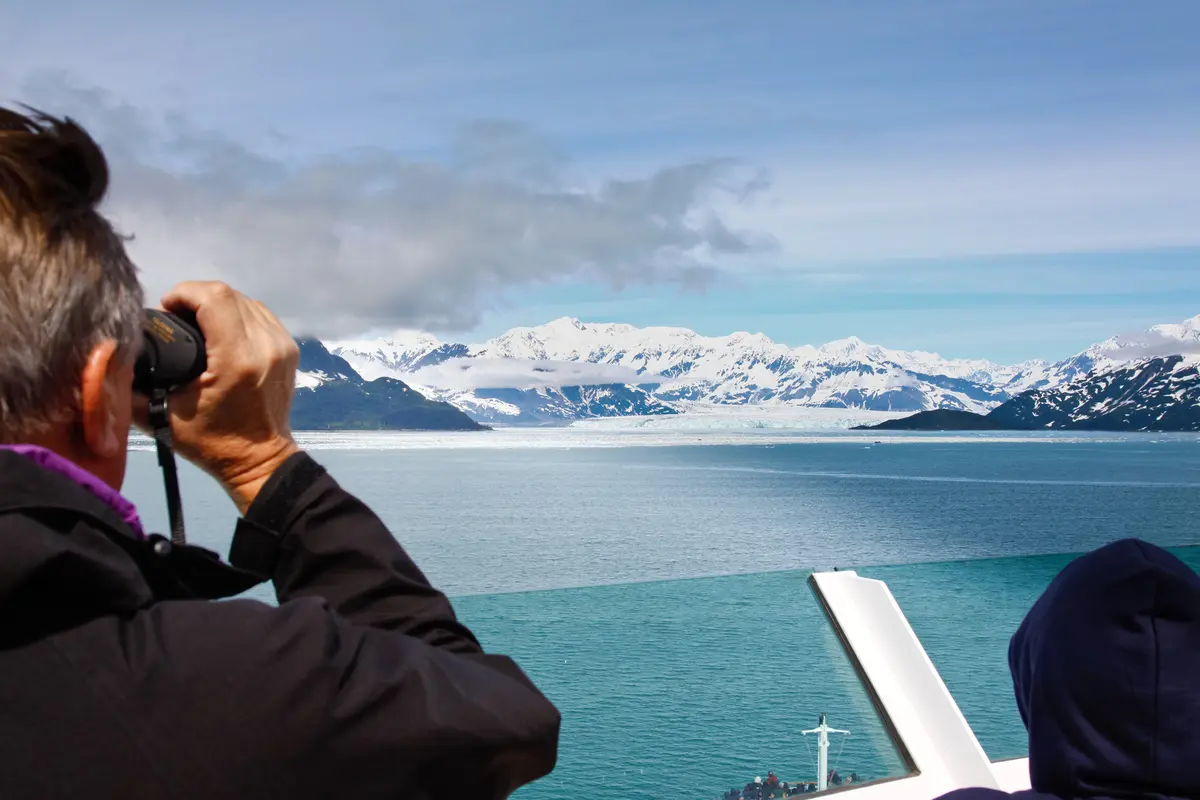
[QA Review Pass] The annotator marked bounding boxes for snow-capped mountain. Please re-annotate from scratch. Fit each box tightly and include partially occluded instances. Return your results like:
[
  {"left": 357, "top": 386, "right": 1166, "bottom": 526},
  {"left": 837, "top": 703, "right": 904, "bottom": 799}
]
[
  {"left": 312, "top": 313, "right": 1200, "bottom": 426},
  {"left": 989, "top": 354, "right": 1200, "bottom": 432},
  {"left": 998, "top": 314, "right": 1200, "bottom": 394},
  {"left": 324, "top": 321, "right": 1018, "bottom": 422}
]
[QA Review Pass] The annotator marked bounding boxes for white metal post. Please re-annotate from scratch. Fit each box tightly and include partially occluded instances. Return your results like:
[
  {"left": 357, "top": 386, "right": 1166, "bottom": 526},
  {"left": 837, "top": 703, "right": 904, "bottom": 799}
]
[{"left": 804, "top": 712, "right": 850, "bottom": 792}]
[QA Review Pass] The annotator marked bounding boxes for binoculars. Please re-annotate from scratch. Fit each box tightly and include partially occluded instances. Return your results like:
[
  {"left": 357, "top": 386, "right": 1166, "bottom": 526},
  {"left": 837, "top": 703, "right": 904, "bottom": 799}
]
[
  {"left": 131, "top": 308, "right": 208, "bottom": 547},
  {"left": 132, "top": 309, "right": 207, "bottom": 396}
]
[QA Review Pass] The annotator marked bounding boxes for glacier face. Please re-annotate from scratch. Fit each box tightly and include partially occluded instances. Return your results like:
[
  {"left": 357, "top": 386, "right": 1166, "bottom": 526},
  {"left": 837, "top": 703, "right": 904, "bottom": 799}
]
[{"left": 308, "top": 313, "right": 1200, "bottom": 426}]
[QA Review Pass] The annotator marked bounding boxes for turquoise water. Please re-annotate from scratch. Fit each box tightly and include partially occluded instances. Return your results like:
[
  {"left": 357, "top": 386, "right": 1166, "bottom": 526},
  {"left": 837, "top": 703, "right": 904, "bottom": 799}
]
[
  {"left": 457, "top": 571, "right": 906, "bottom": 798},
  {"left": 119, "top": 434, "right": 1200, "bottom": 798}
]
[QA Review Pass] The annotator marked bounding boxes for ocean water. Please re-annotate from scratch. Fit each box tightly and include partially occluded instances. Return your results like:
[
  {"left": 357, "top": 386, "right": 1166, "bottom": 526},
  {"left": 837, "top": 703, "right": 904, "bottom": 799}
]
[{"left": 120, "top": 432, "right": 1200, "bottom": 799}]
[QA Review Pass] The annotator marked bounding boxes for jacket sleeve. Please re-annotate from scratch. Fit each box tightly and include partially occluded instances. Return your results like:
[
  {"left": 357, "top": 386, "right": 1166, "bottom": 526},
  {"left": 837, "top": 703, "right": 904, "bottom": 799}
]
[
  {"left": 207, "top": 450, "right": 561, "bottom": 798},
  {"left": 122, "top": 595, "right": 559, "bottom": 800},
  {"left": 230, "top": 451, "right": 480, "bottom": 650}
]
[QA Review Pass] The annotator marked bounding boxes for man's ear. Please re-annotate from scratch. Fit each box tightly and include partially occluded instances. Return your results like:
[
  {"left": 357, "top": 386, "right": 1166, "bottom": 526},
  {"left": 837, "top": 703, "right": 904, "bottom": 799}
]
[{"left": 79, "top": 339, "right": 123, "bottom": 459}]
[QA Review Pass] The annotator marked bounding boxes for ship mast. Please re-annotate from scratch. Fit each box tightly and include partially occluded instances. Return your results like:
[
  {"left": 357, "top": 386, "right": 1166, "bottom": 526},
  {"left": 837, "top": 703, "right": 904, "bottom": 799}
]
[{"left": 802, "top": 712, "right": 850, "bottom": 792}]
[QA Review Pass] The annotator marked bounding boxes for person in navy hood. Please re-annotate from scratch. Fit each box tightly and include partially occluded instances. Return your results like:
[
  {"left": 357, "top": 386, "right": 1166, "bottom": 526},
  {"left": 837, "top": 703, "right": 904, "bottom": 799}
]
[{"left": 939, "top": 538, "right": 1200, "bottom": 800}]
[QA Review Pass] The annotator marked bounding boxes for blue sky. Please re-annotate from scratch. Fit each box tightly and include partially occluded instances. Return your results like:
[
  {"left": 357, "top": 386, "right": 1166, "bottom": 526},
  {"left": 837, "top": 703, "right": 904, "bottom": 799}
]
[{"left": 3, "top": 0, "right": 1199, "bottom": 362}]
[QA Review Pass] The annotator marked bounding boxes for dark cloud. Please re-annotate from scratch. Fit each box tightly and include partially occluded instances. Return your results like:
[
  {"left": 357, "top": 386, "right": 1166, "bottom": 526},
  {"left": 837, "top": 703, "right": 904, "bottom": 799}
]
[{"left": 12, "top": 73, "right": 774, "bottom": 338}]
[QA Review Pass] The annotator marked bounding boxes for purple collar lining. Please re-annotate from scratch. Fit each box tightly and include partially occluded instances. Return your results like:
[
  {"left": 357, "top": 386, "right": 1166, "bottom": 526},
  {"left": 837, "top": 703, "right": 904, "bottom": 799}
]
[{"left": 0, "top": 444, "right": 146, "bottom": 539}]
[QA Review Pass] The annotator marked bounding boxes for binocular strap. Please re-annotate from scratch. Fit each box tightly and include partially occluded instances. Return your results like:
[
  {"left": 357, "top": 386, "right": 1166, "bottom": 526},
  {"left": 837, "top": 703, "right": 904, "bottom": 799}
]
[{"left": 148, "top": 389, "right": 187, "bottom": 546}]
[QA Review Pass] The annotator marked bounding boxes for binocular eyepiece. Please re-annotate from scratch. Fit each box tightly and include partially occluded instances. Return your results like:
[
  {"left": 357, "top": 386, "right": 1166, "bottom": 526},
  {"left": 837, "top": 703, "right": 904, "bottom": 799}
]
[{"left": 132, "top": 309, "right": 207, "bottom": 396}]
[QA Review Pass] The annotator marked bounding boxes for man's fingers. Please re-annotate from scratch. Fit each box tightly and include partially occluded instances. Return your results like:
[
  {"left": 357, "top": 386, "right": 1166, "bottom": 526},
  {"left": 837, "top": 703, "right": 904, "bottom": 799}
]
[
  {"left": 242, "top": 302, "right": 298, "bottom": 378},
  {"left": 248, "top": 298, "right": 293, "bottom": 343},
  {"left": 160, "top": 280, "right": 296, "bottom": 381},
  {"left": 162, "top": 280, "right": 249, "bottom": 345},
  {"left": 161, "top": 280, "right": 227, "bottom": 311},
  {"left": 145, "top": 281, "right": 300, "bottom": 503}
]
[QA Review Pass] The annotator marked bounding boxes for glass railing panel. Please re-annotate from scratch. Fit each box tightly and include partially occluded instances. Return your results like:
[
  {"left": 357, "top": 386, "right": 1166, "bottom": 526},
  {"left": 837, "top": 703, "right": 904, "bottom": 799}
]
[
  {"left": 455, "top": 570, "right": 912, "bottom": 800},
  {"left": 858, "top": 545, "right": 1200, "bottom": 762}
]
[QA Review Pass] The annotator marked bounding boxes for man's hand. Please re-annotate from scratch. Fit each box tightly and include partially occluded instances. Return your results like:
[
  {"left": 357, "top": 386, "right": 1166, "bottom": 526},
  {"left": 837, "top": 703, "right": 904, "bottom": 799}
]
[{"left": 135, "top": 281, "right": 301, "bottom": 514}]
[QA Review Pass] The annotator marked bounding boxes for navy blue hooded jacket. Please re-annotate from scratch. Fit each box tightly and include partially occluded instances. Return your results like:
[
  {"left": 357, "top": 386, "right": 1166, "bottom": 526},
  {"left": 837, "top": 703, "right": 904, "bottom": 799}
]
[{"left": 939, "top": 538, "right": 1200, "bottom": 800}]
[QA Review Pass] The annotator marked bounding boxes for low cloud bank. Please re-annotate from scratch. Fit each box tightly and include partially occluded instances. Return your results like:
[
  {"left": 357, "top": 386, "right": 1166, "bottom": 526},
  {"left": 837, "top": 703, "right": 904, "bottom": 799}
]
[{"left": 408, "top": 357, "right": 653, "bottom": 390}]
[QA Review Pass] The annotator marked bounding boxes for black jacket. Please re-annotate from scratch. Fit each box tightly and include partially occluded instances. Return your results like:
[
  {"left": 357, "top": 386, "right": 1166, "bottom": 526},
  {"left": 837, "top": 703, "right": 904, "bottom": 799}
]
[{"left": 0, "top": 449, "right": 560, "bottom": 799}]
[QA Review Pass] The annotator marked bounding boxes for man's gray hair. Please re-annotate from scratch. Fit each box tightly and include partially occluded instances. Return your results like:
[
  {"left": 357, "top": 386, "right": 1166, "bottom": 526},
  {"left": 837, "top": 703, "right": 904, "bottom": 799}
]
[{"left": 0, "top": 106, "right": 144, "bottom": 443}]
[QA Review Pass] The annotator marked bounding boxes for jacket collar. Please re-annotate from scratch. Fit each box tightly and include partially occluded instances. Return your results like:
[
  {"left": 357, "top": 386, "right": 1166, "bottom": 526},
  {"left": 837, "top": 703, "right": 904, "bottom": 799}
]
[
  {"left": 0, "top": 450, "right": 155, "bottom": 643},
  {"left": 0, "top": 445, "right": 145, "bottom": 538},
  {"left": 0, "top": 449, "right": 145, "bottom": 544},
  {"left": 0, "top": 450, "right": 268, "bottom": 636}
]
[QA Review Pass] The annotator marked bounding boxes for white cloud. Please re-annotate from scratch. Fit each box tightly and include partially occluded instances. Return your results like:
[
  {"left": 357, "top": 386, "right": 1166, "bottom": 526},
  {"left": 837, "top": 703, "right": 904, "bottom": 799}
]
[
  {"left": 408, "top": 357, "right": 648, "bottom": 390},
  {"left": 1096, "top": 319, "right": 1200, "bottom": 361},
  {"left": 10, "top": 74, "right": 773, "bottom": 339}
]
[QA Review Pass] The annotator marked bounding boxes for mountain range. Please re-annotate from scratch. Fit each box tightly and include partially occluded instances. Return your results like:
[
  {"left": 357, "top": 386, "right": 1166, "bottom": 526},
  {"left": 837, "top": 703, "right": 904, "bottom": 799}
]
[{"left": 299, "top": 313, "right": 1200, "bottom": 429}]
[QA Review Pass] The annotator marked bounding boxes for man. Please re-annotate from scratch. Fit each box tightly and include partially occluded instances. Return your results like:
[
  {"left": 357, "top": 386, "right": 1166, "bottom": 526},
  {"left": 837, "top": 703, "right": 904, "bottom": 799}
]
[
  {"left": 937, "top": 538, "right": 1200, "bottom": 800},
  {"left": 0, "top": 106, "right": 560, "bottom": 798}
]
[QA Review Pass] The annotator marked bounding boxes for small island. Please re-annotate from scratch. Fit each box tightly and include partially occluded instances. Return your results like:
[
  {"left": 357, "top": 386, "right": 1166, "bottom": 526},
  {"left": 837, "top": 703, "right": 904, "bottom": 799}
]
[{"left": 852, "top": 409, "right": 1012, "bottom": 431}]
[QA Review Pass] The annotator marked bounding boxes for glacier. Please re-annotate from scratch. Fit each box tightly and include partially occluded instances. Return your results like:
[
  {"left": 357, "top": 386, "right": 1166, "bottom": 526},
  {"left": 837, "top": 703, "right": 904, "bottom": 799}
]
[{"left": 569, "top": 405, "right": 910, "bottom": 431}]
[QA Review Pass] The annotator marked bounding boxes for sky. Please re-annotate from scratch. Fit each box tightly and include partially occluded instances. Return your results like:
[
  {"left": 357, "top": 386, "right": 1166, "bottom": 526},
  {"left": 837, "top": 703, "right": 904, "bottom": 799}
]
[{"left": 3, "top": 0, "right": 1199, "bottom": 363}]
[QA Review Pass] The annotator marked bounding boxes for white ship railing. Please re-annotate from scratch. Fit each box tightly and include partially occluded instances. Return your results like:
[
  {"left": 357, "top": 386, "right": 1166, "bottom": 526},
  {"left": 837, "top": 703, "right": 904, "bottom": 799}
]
[{"left": 807, "top": 569, "right": 1030, "bottom": 798}]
